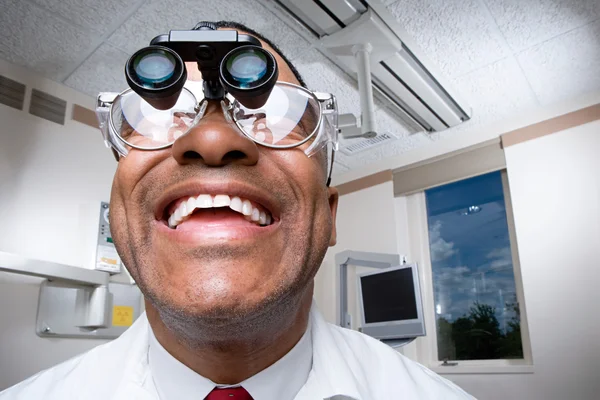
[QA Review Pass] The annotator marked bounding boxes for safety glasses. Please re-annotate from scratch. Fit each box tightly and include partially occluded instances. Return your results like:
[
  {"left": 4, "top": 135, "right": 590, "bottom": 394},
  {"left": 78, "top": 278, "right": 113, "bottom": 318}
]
[{"left": 96, "top": 81, "right": 339, "bottom": 183}]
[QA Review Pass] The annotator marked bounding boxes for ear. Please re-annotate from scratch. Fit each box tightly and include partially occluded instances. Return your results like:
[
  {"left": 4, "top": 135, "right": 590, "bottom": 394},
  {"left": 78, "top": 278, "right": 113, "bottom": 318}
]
[{"left": 327, "top": 186, "right": 339, "bottom": 246}]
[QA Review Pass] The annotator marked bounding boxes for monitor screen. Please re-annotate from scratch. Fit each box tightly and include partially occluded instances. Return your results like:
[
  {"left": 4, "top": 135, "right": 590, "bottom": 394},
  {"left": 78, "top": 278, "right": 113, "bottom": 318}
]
[{"left": 360, "top": 267, "right": 418, "bottom": 324}]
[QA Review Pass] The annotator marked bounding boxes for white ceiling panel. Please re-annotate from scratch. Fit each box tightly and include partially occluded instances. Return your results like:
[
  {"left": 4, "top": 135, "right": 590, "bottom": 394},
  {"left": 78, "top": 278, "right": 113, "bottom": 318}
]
[
  {"left": 105, "top": 0, "right": 175, "bottom": 54},
  {"left": 64, "top": 43, "right": 130, "bottom": 97},
  {"left": 385, "top": 0, "right": 510, "bottom": 78},
  {"left": 436, "top": 56, "right": 539, "bottom": 141},
  {"left": 107, "top": 0, "right": 310, "bottom": 60},
  {"left": 1, "top": 0, "right": 599, "bottom": 176},
  {"left": 292, "top": 49, "right": 362, "bottom": 114},
  {"left": 0, "top": 0, "right": 96, "bottom": 81},
  {"left": 517, "top": 20, "right": 600, "bottom": 107},
  {"left": 483, "top": 0, "right": 600, "bottom": 52},
  {"left": 452, "top": 56, "right": 538, "bottom": 123},
  {"left": 28, "top": 0, "right": 141, "bottom": 35}
]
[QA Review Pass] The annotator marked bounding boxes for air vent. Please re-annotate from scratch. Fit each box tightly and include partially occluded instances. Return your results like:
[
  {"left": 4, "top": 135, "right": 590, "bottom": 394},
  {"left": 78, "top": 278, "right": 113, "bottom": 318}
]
[
  {"left": 0, "top": 75, "right": 26, "bottom": 110},
  {"left": 341, "top": 132, "right": 397, "bottom": 155},
  {"left": 29, "top": 89, "right": 66, "bottom": 125}
]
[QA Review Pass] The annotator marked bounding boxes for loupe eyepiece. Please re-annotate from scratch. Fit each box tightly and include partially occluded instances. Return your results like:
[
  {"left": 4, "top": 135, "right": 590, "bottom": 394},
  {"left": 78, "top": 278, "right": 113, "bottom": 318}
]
[
  {"left": 220, "top": 45, "right": 278, "bottom": 109},
  {"left": 125, "top": 46, "right": 187, "bottom": 110}
]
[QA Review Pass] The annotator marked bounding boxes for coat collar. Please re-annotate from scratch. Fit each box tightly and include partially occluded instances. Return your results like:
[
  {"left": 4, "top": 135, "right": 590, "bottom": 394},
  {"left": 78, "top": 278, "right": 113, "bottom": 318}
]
[
  {"left": 306, "top": 303, "right": 362, "bottom": 400},
  {"left": 111, "top": 301, "right": 362, "bottom": 400}
]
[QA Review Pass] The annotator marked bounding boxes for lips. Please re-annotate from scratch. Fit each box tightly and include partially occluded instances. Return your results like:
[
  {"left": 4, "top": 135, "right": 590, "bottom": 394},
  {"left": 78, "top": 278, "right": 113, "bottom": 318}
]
[
  {"left": 155, "top": 182, "right": 279, "bottom": 231},
  {"left": 167, "top": 194, "right": 273, "bottom": 228}
]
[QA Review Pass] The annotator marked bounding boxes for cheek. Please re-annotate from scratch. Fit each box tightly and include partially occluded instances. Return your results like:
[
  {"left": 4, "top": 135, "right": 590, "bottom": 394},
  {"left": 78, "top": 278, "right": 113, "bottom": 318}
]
[
  {"left": 109, "top": 152, "right": 169, "bottom": 273},
  {"left": 117, "top": 150, "right": 169, "bottom": 188},
  {"left": 264, "top": 148, "right": 325, "bottom": 187},
  {"left": 265, "top": 150, "right": 331, "bottom": 270}
]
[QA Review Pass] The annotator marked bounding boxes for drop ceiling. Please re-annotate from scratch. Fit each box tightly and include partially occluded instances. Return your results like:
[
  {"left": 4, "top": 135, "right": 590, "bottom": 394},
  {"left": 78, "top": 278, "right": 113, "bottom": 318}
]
[{"left": 1, "top": 0, "right": 599, "bottom": 176}]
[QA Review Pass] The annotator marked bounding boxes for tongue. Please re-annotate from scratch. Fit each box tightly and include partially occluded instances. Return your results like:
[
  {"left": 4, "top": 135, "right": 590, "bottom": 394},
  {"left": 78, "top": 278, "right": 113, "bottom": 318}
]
[{"left": 176, "top": 208, "right": 256, "bottom": 231}]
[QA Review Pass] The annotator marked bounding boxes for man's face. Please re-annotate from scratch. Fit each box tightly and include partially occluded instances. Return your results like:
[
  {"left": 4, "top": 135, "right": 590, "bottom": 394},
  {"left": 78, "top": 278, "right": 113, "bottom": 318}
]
[{"left": 109, "top": 35, "right": 339, "bottom": 321}]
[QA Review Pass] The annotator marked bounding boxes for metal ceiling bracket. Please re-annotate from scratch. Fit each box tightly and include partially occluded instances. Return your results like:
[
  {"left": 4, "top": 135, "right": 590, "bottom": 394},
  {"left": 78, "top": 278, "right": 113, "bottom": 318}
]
[{"left": 337, "top": 42, "right": 378, "bottom": 139}]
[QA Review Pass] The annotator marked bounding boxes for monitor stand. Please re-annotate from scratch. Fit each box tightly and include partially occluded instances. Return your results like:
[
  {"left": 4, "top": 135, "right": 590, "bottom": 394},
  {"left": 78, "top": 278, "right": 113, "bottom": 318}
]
[{"left": 381, "top": 337, "right": 416, "bottom": 348}]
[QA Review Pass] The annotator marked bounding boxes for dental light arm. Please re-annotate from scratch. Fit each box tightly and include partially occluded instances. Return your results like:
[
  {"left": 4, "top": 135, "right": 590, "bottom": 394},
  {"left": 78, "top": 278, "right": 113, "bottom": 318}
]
[{"left": 336, "top": 43, "right": 378, "bottom": 139}]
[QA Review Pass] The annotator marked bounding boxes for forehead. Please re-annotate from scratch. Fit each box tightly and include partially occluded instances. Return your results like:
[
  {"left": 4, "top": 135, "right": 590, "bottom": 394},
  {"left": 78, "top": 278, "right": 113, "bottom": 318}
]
[{"left": 185, "top": 29, "right": 300, "bottom": 85}]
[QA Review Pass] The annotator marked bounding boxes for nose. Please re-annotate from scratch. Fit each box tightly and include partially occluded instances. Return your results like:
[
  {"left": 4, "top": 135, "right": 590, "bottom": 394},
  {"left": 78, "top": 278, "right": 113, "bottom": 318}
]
[{"left": 171, "top": 101, "right": 260, "bottom": 167}]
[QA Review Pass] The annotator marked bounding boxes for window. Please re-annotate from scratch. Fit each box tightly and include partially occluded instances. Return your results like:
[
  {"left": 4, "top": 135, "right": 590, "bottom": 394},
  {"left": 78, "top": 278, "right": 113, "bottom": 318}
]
[{"left": 423, "top": 171, "right": 524, "bottom": 362}]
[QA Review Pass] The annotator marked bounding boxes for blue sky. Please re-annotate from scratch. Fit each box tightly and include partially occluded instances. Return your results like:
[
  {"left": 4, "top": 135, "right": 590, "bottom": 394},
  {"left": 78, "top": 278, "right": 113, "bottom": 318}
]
[{"left": 425, "top": 171, "right": 519, "bottom": 332}]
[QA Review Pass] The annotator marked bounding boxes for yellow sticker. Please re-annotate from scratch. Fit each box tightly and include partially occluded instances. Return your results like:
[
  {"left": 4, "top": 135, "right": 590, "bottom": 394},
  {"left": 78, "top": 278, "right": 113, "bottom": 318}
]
[{"left": 112, "top": 306, "right": 134, "bottom": 327}]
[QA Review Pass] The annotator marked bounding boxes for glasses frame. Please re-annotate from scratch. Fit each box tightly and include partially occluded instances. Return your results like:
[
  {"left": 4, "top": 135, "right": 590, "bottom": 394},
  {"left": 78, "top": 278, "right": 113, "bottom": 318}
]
[{"left": 96, "top": 81, "right": 339, "bottom": 184}]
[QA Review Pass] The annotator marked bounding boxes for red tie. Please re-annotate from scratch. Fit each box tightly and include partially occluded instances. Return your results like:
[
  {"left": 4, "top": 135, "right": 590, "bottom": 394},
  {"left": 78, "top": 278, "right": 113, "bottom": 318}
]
[{"left": 204, "top": 387, "right": 253, "bottom": 400}]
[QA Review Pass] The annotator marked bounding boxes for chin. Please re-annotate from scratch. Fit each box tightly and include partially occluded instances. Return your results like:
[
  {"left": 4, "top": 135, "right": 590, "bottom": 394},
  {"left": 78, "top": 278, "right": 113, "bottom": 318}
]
[{"left": 147, "top": 273, "right": 295, "bottom": 322}]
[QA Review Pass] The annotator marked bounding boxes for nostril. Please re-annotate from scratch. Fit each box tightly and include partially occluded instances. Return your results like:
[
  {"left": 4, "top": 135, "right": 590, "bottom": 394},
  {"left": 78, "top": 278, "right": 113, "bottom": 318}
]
[
  {"left": 183, "top": 151, "right": 202, "bottom": 160},
  {"left": 223, "top": 150, "right": 247, "bottom": 162}
]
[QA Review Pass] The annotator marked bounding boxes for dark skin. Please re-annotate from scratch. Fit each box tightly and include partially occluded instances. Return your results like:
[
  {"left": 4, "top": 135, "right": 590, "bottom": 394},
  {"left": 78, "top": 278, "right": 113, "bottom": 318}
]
[{"left": 109, "top": 32, "right": 339, "bottom": 384}]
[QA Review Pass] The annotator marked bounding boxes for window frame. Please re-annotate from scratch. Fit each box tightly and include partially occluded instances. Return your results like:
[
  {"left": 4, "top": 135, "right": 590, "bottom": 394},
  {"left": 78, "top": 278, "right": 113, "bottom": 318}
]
[{"left": 405, "top": 170, "right": 534, "bottom": 374}]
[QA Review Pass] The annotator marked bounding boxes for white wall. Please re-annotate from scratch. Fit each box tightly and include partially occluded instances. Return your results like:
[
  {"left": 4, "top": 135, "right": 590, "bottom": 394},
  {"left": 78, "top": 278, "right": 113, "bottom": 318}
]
[
  {"left": 0, "top": 60, "right": 117, "bottom": 390},
  {"left": 315, "top": 181, "right": 400, "bottom": 325},
  {"left": 315, "top": 119, "right": 600, "bottom": 399},
  {"left": 0, "top": 283, "right": 113, "bottom": 388},
  {"left": 500, "top": 120, "right": 600, "bottom": 400}
]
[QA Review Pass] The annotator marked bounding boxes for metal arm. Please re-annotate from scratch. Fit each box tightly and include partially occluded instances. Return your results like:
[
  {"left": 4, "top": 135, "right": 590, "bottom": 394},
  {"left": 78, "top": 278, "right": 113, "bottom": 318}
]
[
  {"left": 335, "top": 250, "right": 400, "bottom": 328},
  {"left": 0, "top": 252, "right": 112, "bottom": 329},
  {"left": 336, "top": 43, "right": 378, "bottom": 139}
]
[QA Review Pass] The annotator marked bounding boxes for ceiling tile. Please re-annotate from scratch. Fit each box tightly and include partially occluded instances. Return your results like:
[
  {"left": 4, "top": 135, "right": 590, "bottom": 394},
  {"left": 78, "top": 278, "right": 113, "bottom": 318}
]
[
  {"left": 107, "top": 0, "right": 309, "bottom": 59},
  {"left": 386, "top": 0, "right": 510, "bottom": 78},
  {"left": 483, "top": 0, "right": 600, "bottom": 52},
  {"left": 449, "top": 56, "right": 538, "bottom": 128},
  {"left": 292, "top": 49, "right": 361, "bottom": 114},
  {"left": 64, "top": 43, "right": 129, "bottom": 97},
  {"left": 105, "top": 0, "right": 173, "bottom": 54},
  {"left": 28, "top": 0, "right": 141, "bottom": 35},
  {"left": 517, "top": 20, "right": 600, "bottom": 107},
  {"left": 229, "top": 4, "right": 312, "bottom": 61},
  {"left": 0, "top": 0, "right": 95, "bottom": 81}
]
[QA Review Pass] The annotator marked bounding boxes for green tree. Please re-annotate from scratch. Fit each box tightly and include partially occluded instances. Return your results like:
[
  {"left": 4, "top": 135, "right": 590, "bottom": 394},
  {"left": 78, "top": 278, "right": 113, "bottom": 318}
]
[
  {"left": 498, "top": 300, "right": 523, "bottom": 358},
  {"left": 436, "top": 317, "right": 455, "bottom": 360},
  {"left": 467, "top": 302, "right": 502, "bottom": 359},
  {"left": 438, "top": 302, "right": 523, "bottom": 361}
]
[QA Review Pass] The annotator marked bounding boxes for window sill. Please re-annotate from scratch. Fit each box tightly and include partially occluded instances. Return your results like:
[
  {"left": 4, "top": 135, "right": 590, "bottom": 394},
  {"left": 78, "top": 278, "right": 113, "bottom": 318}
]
[{"left": 430, "top": 364, "right": 534, "bottom": 375}]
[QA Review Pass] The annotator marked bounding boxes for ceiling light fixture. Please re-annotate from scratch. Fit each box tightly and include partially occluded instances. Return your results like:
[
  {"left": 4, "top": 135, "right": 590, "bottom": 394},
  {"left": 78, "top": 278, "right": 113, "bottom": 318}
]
[
  {"left": 260, "top": 0, "right": 471, "bottom": 134},
  {"left": 462, "top": 205, "right": 482, "bottom": 216}
]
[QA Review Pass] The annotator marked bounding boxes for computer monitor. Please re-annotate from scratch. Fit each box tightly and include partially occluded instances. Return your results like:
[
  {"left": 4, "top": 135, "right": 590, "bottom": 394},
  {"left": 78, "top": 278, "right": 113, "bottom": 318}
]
[{"left": 357, "top": 263, "right": 426, "bottom": 341}]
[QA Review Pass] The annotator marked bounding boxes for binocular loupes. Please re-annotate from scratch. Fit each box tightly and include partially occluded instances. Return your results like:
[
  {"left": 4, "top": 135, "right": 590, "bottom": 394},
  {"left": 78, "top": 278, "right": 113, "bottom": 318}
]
[{"left": 125, "top": 22, "right": 279, "bottom": 110}]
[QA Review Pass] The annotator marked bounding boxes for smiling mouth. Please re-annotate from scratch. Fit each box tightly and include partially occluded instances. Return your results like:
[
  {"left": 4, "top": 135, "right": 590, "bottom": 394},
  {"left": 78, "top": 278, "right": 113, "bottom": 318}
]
[{"left": 166, "top": 194, "right": 274, "bottom": 229}]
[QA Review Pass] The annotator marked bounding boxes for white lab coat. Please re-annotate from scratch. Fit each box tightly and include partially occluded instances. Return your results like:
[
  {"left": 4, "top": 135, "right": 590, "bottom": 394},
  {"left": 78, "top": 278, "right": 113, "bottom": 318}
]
[{"left": 0, "top": 303, "right": 475, "bottom": 399}]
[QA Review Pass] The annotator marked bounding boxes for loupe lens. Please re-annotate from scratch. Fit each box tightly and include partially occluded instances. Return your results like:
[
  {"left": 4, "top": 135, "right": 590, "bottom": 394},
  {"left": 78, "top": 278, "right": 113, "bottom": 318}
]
[
  {"left": 133, "top": 52, "right": 176, "bottom": 85},
  {"left": 125, "top": 46, "right": 187, "bottom": 110},
  {"left": 226, "top": 50, "right": 268, "bottom": 87},
  {"left": 220, "top": 46, "right": 278, "bottom": 109}
]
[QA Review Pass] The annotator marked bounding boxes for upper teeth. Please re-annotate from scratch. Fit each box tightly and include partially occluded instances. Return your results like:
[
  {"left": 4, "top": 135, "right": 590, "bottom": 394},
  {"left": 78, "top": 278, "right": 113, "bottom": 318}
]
[{"left": 168, "top": 194, "right": 272, "bottom": 228}]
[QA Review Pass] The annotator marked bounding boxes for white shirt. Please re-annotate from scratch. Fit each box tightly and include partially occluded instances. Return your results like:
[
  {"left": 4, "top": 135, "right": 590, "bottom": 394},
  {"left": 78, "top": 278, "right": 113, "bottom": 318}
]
[
  {"left": 0, "top": 301, "right": 476, "bottom": 400},
  {"left": 147, "top": 319, "right": 312, "bottom": 400}
]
